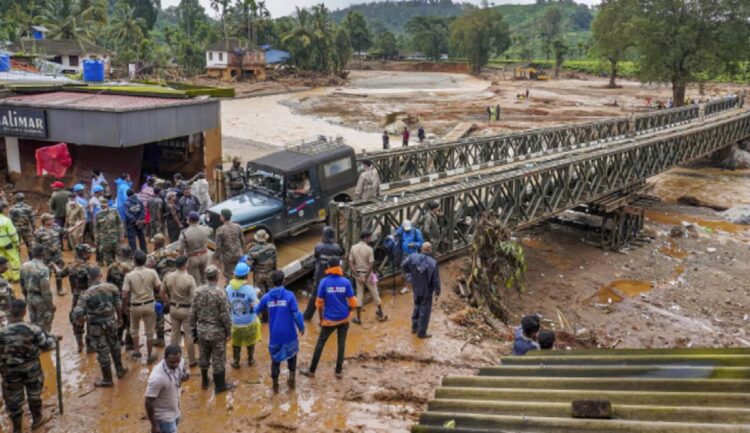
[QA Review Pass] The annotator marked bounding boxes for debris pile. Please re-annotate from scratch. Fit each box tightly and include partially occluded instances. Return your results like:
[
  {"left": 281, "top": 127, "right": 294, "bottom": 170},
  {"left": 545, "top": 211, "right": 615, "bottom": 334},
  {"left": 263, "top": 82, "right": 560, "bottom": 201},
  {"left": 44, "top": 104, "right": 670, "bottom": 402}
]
[{"left": 457, "top": 214, "right": 527, "bottom": 323}]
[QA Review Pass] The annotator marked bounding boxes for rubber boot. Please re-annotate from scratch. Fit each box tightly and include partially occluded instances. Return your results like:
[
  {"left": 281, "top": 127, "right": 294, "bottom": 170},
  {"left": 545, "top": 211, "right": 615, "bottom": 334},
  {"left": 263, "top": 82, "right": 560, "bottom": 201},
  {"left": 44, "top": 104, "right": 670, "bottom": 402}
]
[
  {"left": 55, "top": 277, "right": 64, "bottom": 296},
  {"left": 231, "top": 346, "right": 241, "bottom": 369},
  {"left": 95, "top": 365, "right": 114, "bottom": 387},
  {"left": 213, "top": 371, "right": 235, "bottom": 394},
  {"left": 247, "top": 345, "right": 255, "bottom": 366},
  {"left": 75, "top": 334, "right": 84, "bottom": 353},
  {"left": 288, "top": 371, "right": 296, "bottom": 390},
  {"left": 11, "top": 416, "right": 22, "bottom": 433},
  {"left": 30, "top": 404, "right": 47, "bottom": 430},
  {"left": 201, "top": 368, "right": 210, "bottom": 390},
  {"left": 114, "top": 352, "right": 128, "bottom": 379},
  {"left": 272, "top": 376, "right": 280, "bottom": 393}
]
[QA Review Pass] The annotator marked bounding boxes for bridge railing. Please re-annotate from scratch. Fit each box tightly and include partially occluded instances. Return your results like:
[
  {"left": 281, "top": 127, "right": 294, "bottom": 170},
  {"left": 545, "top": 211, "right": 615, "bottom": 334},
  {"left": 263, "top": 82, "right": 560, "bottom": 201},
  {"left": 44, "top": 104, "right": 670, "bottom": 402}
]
[
  {"left": 705, "top": 96, "right": 742, "bottom": 117},
  {"left": 335, "top": 111, "right": 750, "bottom": 277},
  {"left": 358, "top": 96, "right": 742, "bottom": 184}
]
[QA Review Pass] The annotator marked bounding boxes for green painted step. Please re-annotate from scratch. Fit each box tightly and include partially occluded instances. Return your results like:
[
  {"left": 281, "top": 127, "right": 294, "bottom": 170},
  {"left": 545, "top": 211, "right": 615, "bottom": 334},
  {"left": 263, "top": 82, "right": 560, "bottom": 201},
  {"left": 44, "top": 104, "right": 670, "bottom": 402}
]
[
  {"left": 479, "top": 365, "right": 750, "bottom": 379},
  {"left": 501, "top": 354, "right": 750, "bottom": 367},
  {"left": 426, "top": 399, "right": 750, "bottom": 424},
  {"left": 435, "top": 387, "right": 750, "bottom": 407},
  {"left": 442, "top": 376, "right": 750, "bottom": 393},
  {"left": 414, "top": 412, "right": 750, "bottom": 433},
  {"left": 530, "top": 348, "right": 750, "bottom": 357}
]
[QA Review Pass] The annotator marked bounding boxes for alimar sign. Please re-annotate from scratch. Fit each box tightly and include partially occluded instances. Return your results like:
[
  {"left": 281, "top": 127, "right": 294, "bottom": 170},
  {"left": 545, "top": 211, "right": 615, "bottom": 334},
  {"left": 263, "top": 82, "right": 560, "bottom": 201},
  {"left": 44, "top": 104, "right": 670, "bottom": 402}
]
[{"left": 0, "top": 107, "right": 48, "bottom": 138}]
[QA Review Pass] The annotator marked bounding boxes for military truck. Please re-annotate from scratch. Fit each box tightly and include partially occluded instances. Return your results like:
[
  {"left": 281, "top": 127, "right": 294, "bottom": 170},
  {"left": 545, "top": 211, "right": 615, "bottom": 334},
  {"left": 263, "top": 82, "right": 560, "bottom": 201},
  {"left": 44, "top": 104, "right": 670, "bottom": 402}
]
[{"left": 207, "top": 137, "right": 356, "bottom": 236}]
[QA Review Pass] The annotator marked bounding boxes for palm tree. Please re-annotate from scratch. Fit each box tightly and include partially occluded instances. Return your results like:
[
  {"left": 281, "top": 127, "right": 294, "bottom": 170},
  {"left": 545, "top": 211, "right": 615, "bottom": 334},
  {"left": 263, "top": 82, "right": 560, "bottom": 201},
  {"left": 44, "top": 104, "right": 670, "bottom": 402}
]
[
  {"left": 108, "top": 1, "right": 146, "bottom": 52},
  {"left": 37, "top": 0, "right": 96, "bottom": 43},
  {"left": 282, "top": 7, "right": 315, "bottom": 68},
  {"left": 310, "top": 3, "right": 334, "bottom": 72}
]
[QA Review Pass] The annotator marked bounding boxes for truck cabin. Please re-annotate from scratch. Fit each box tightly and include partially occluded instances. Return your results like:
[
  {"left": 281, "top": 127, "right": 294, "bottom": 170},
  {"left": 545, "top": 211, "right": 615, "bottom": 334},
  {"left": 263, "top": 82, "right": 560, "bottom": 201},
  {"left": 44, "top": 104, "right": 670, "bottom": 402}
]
[{"left": 207, "top": 140, "right": 357, "bottom": 238}]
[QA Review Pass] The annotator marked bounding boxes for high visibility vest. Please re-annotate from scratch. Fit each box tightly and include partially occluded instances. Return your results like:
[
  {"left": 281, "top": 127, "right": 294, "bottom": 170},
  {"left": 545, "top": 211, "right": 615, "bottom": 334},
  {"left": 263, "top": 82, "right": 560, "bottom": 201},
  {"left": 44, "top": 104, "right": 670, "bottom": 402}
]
[{"left": 0, "top": 215, "right": 18, "bottom": 248}]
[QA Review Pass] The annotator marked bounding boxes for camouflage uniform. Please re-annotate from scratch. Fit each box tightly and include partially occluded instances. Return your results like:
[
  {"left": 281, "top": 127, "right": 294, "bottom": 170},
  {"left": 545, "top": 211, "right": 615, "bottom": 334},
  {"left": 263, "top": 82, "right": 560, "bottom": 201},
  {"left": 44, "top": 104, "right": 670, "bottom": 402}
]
[
  {"left": 247, "top": 242, "right": 277, "bottom": 292},
  {"left": 65, "top": 200, "right": 86, "bottom": 248},
  {"left": 225, "top": 164, "right": 247, "bottom": 198},
  {"left": 147, "top": 196, "right": 164, "bottom": 238},
  {"left": 0, "top": 320, "right": 56, "bottom": 428},
  {"left": 107, "top": 258, "right": 134, "bottom": 349},
  {"left": 19, "top": 259, "right": 53, "bottom": 333},
  {"left": 421, "top": 211, "right": 443, "bottom": 251},
  {"left": 9, "top": 200, "right": 35, "bottom": 255},
  {"left": 59, "top": 257, "right": 97, "bottom": 351},
  {"left": 190, "top": 281, "right": 232, "bottom": 378},
  {"left": 148, "top": 249, "right": 176, "bottom": 346},
  {"left": 72, "top": 282, "right": 127, "bottom": 379},
  {"left": 215, "top": 222, "right": 244, "bottom": 281},
  {"left": 33, "top": 224, "right": 64, "bottom": 294},
  {"left": 94, "top": 207, "right": 123, "bottom": 266},
  {"left": 0, "top": 275, "right": 15, "bottom": 326}
]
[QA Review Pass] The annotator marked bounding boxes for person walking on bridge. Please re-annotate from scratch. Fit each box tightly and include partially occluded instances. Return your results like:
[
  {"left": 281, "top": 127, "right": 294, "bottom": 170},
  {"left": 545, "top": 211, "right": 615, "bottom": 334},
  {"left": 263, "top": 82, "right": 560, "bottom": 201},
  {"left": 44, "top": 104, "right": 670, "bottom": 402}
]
[
  {"left": 401, "top": 242, "right": 440, "bottom": 339},
  {"left": 354, "top": 160, "right": 380, "bottom": 201},
  {"left": 402, "top": 127, "right": 410, "bottom": 147}
]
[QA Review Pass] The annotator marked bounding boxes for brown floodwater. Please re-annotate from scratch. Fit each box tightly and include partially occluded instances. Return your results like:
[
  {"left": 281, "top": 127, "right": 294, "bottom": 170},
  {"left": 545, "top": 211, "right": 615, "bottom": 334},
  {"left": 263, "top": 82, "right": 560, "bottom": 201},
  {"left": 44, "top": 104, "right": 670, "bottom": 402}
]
[
  {"left": 2, "top": 245, "right": 454, "bottom": 433},
  {"left": 652, "top": 168, "right": 750, "bottom": 208},
  {"left": 659, "top": 239, "right": 689, "bottom": 260},
  {"left": 645, "top": 210, "right": 749, "bottom": 235},
  {"left": 585, "top": 280, "right": 654, "bottom": 304}
]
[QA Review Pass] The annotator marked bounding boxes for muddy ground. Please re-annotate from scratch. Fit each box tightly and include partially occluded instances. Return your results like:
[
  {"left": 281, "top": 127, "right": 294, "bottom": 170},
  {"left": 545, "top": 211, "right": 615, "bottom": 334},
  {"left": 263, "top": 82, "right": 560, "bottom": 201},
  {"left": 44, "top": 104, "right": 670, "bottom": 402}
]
[{"left": 2, "top": 69, "right": 750, "bottom": 432}]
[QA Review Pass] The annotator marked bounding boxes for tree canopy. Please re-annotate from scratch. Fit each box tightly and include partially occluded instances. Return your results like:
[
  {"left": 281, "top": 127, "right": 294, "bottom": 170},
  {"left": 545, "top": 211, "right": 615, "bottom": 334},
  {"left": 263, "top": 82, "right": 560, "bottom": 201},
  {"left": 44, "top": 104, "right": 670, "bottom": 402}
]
[
  {"left": 405, "top": 16, "right": 451, "bottom": 60},
  {"left": 450, "top": 7, "right": 510, "bottom": 74}
]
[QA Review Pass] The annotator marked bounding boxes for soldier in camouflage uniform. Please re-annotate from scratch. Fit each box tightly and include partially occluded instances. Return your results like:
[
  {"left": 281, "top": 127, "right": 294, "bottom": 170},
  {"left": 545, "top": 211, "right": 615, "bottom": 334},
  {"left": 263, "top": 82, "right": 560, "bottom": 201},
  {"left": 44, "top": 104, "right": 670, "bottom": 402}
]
[
  {"left": 246, "top": 229, "right": 276, "bottom": 292},
  {"left": 0, "top": 299, "right": 57, "bottom": 433},
  {"left": 94, "top": 198, "right": 123, "bottom": 266},
  {"left": 9, "top": 193, "right": 35, "bottom": 259},
  {"left": 20, "top": 246, "right": 55, "bottom": 334},
  {"left": 106, "top": 246, "right": 134, "bottom": 350},
  {"left": 72, "top": 267, "right": 128, "bottom": 387},
  {"left": 215, "top": 209, "right": 244, "bottom": 281},
  {"left": 225, "top": 156, "right": 247, "bottom": 198},
  {"left": 190, "top": 265, "right": 233, "bottom": 392},
  {"left": 147, "top": 235, "right": 177, "bottom": 348},
  {"left": 34, "top": 213, "right": 65, "bottom": 296},
  {"left": 0, "top": 257, "right": 15, "bottom": 327},
  {"left": 421, "top": 201, "right": 444, "bottom": 252},
  {"left": 59, "top": 244, "right": 97, "bottom": 353}
]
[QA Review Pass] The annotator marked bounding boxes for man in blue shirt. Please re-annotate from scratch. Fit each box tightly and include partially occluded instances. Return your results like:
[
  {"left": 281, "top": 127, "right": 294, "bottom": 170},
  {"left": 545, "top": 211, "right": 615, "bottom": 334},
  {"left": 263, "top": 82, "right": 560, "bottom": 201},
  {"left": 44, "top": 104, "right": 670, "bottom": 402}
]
[
  {"left": 226, "top": 262, "right": 261, "bottom": 369},
  {"left": 254, "top": 270, "right": 304, "bottom": 393},
  {"left": 512, "top": 315, "right": 541, "bottom": 356},
  {"left": 300, "top": 258, "right": 358, "bottom": 380}
]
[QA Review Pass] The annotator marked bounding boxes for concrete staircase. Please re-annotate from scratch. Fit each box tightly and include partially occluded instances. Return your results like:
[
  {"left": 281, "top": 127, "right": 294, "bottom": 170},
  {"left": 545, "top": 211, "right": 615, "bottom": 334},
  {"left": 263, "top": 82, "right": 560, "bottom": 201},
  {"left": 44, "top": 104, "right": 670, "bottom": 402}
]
[{"left": 412, "top": 348, "right": 750, "bottom": 433}]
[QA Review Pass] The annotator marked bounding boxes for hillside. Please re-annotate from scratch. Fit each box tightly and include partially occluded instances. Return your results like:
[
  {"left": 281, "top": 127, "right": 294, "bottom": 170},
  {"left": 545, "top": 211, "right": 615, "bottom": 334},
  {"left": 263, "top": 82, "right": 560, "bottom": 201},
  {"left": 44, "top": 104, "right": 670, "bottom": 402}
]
[{"left": 331, "top": 0, "right": 595, "bottom": 58}]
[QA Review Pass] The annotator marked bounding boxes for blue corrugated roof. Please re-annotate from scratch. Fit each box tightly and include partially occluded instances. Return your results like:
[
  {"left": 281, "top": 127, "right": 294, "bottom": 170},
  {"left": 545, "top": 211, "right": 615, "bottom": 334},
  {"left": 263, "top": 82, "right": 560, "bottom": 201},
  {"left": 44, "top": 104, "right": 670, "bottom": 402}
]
[{"left": 265, "top": 49, "right": 290, "bottom": 65}]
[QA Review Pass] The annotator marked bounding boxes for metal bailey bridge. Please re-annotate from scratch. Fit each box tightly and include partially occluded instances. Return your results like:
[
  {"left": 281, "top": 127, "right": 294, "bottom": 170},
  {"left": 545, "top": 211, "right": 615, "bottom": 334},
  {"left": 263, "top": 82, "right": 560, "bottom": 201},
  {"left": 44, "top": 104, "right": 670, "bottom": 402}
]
[{"left": 337, "top": 96, "right": 749, "bottom": 277}]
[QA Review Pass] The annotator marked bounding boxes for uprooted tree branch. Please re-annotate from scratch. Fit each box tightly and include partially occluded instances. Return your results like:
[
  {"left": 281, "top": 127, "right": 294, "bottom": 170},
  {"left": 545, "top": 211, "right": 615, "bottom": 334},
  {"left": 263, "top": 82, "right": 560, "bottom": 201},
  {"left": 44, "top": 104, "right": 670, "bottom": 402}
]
[{"left": 457, "top": 213, "right": 527, "bottom": 323}]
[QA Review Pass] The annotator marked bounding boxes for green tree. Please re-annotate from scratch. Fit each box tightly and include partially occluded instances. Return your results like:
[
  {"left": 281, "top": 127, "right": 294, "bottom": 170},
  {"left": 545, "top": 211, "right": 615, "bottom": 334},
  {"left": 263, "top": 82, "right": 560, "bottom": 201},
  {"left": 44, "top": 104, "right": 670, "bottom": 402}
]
[
  {"left": 232, "top": 0, "right": 270, "bottom": 47},
  {"left": 37, "top": 0, "right": 97, "bottom": 42},
  {"left": 592, "top": 0, "right": 635, "bottom": 88},
  {"left": 449, "top": 7, "right": 511, "bottom": 74},
  {"left": 405, "top": 16, "right": 450, "bottom": 61},
  {"left": 343, "top": 11, "right": 371, "bottom": 56},
  {"left": 373, "top": 30, "right": 398, "bottom": 59},
  {"left": 128, "top": 0, "right": 159, "bottom": 32},
  {"left": 176, "top": 0, "right": 204, "bottom": 38},
  {"left": 108, "top": 0, "right": 146, "bottom": 60},
  {"left": 310, "top": 3, "right": 334, "bottom": 72},
  {"left": 332, "top": 27, "right": 351, "bottom": 75},
  {"left": 210, "top": 0, "right": 231, "bottom": 50},
  {"left": 552, "top": 37, "right": 567, "bottom": 77},
  {"left": 631, "top": 0, "right": 750, "bottom": 106},
  {"left": 539, "top": 6, "right": 562, "bottom": 60},
  {"left": 282, "top": 7, "right": 315, "bottom": 68}
]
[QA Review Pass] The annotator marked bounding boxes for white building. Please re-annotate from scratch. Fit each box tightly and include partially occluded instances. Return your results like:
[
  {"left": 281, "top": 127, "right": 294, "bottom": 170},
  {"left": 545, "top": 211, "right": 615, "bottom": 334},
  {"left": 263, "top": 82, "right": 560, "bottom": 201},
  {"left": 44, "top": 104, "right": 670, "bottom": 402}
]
[{"left": 8, "top": 39, "right": 111, "bottom": 74}]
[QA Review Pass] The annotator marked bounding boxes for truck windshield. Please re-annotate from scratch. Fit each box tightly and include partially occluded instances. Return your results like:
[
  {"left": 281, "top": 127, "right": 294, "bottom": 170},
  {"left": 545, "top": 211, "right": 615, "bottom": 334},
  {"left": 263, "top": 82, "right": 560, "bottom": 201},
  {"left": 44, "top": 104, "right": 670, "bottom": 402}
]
[{"left": 247, "top": 168, "right": 284, "bottom": 196}]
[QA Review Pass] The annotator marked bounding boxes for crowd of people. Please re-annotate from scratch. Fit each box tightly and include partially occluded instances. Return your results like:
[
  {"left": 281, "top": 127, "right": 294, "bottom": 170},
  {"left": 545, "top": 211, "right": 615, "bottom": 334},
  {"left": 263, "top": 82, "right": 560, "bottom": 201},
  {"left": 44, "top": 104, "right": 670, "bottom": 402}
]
[{"left": 0, "top": 164, "right": 447, "bottom": 433}]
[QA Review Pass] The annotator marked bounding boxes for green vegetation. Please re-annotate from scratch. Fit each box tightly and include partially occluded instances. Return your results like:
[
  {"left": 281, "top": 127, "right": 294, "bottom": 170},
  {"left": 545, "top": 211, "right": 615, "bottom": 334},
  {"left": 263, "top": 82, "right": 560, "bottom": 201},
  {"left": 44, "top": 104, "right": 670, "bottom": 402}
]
[{"left": 449, "top": 7, "right": 510, "bottom": 74}]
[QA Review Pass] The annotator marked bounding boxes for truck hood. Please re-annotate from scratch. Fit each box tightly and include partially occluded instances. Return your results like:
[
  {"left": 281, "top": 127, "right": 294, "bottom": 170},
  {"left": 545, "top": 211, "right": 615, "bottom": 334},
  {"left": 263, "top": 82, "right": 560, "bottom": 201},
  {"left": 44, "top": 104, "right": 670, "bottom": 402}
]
[{"left": 208, "top": 191, "right": 283, "bottom": 229}]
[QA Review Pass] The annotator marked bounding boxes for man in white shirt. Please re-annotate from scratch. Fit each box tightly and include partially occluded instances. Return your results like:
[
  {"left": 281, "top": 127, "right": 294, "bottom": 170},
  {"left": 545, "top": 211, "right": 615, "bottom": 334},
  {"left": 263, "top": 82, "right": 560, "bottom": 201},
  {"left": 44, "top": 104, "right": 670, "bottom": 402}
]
[{"left": 145, "top": 345, "right": 189, "bottom": 433}]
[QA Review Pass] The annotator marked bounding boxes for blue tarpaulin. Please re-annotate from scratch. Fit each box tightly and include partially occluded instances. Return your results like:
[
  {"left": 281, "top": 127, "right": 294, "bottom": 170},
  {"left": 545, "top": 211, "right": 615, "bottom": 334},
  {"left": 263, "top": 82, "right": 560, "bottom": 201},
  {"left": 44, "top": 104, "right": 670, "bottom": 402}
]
[{"left": 261, "top": 45, "right": 291, "bottom": 65}]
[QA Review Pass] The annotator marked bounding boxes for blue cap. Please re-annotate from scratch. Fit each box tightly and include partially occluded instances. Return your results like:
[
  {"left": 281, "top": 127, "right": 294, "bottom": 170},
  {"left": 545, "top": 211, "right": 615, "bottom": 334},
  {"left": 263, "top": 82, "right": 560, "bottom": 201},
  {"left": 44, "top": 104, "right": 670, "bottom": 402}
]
[
  {"left": 92, "top": 185, "right": 104, "bottom": 193},
  {"left": 73, "top": 184, "right": 85, "bottom": 192},
  {"left": 188, "top": 211, "right": 200, "bottom": 222},
  {"left": 234, "top": 262, "right": 250, "bottom": 277}
]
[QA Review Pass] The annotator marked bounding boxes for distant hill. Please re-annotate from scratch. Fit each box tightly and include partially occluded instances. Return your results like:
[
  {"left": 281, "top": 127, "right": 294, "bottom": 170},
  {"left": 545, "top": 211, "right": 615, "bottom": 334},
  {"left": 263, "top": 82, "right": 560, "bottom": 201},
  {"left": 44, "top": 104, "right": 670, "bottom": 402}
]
[
  {"left": 330, "top": 0, "right": 466, "bottom": 34},
  {"left": 331, "top": 0, "right": 595, "bottom": 59}
]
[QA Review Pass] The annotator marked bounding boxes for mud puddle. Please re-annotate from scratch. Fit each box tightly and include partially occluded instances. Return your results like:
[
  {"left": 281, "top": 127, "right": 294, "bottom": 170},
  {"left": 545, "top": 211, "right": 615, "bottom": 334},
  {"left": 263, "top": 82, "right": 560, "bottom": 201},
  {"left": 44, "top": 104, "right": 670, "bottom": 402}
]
[{"left": 585, "top": 280, "right": 654, "bottom": 304}]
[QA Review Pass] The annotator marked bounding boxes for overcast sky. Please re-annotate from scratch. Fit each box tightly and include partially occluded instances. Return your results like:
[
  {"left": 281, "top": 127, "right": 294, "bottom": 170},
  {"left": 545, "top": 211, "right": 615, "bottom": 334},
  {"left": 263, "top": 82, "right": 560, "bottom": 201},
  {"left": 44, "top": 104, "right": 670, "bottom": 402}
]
[{"left": 160, "top": 0, "right": 601, "bottom": 19}]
